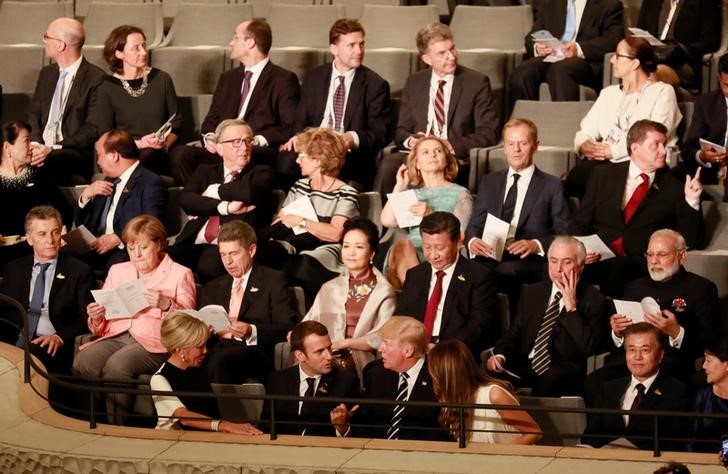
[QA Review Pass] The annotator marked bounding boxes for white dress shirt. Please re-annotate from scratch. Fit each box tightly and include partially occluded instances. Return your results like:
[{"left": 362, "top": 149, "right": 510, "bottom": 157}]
[
  {"left": 401, "top": 357, "right": 426, "bottom": 400},
  {"left": 426, "top": 255, "right": 459, "bottom": 339},
  {"left": 527, "top": 283, "right": 566, "bottom": 359},
  {"left": 297, "top": 365, "right": 322, "bottom": 415},
  {"left": 103, "top": 160, "right": 139, "bottom": 235},
  {"left": 426, "top": 72, "right": 454, "bottom": 139},
  {"left": 319, "top": 62, "right": 359, "bottom": 148}
]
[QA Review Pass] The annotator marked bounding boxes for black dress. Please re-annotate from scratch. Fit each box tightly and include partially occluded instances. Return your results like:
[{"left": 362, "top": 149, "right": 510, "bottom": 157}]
[
  {"left": 152, "top": 362, "right": 220, "bottom": 430},
  {"left": 688, "top": 385, "right": 728, "bottom": 452}
]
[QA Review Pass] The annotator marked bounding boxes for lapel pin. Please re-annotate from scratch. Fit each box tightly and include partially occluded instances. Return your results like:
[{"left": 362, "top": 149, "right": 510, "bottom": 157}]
[
  {"left": 457, "top": 274, "right": 465, "bottom": 281},
  {"left": 654, "top": 388, "right": 662, "bottom": 396},
  {"left": 249, "top": 286, "right": 259, "bottom": 293},
  {"left": 671, "top": 298, "right": 686, "bottom": 312},
  {"left": 55, "top": 273, "right": 65, "bottom": 280}
]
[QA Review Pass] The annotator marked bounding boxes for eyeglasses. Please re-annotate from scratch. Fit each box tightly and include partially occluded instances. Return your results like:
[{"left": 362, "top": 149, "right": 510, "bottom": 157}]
[
  {"left": 614, "top": 52, "right": 635, "bottom": 60},
  {"left": 43, "top": 33, "right": 64, "bottom": 44},
  {"left": 219, "top": 137, "right": 254, "bottom": 148}
]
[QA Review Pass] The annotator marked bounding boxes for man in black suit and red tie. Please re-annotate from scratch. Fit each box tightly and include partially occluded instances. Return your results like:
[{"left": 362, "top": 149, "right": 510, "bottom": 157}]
[
  {"left": 169, "top": 119, "right": 275, "bottom": 282},
  {"left": 396, "top": 211, "right": 499, "bottom": 356},
  {"left": 280, "top": 18, "right": 393, "bottom": 191},
  {"left": 569, "top": 119, "right": 705, "bottom": 298},
  {"left": 198, "top": 220, "right": 298, "bottom": 384},
  {"left": 508, "top": 0, "right": 623, "bottom": 105},
  {"left": 581, "top": 322, "right": 688, "bottom": 450},
  {"left": 264, "top": 321, "right": 359, "bottom": 436},
  {"left": 169, "top": 19, "right": 300, "bottom": 186}
]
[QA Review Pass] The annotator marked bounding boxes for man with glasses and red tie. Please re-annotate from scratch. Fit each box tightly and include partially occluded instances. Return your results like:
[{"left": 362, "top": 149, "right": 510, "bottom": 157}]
[
  {"left": 570, "top": 119, "right": 705, "bottom": 299},
  {"left": 169, "top": 119, "right": 274, "bottom": 282}
]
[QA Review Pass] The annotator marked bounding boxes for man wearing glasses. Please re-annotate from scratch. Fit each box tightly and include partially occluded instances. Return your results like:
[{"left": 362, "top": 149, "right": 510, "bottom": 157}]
[
  {"left": 169, "top": 119, "right": 275, "bottom": 283},
  {"left": 28, "top": 18, "right": 105, "bottom": 184}
]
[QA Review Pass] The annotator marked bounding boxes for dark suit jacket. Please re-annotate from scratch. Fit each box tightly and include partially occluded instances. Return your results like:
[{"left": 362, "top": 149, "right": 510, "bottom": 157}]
[
  {"left": 494, "top": 280, "right": 613, "bottom": 379},
  {"left": 175, "top": 162, "right": 275, "bottom": 243},
  {"left": 28, "top": 58, "right": 105, "bottom": 151},
  {"left": 264, "top": 365, "right": 359, "bottom": 436},
  {"left": 358, "top": 358, "right": 446, "bottom": 440},
  {"left": 198, "top": 264, "right": 298, "bottom": 356},
  {"left": 582, "top": 372, "right": 688, "bottom": 450},
  {"left": 396, "top": 66, "right": 499, "bottom": 159},
  {"left": 396, "top": 257, "right": 499, "bottom": 353},
  {"left": 0, "top": 254, "right": 93, "bottom": 344},
  {"left": 75, "top": 164, "right": 166, "bottom": 237},
  {"left": 201, "top": 62, "right": 301, "bottom": 148},
  {"left": 526, "top": 0, "right": 623, "bottom": 63},
  {"left": 570, "top": 162, "right": 705, "bottom": 256},
  {"left": 681, "top": 89, "right": 727, "bottom": 185},
  {"left": 637, "top": 0, "right": 721, "bottom": 65},
  {"left": 465, "top": 167, "right": 571, "bottom": 250}
]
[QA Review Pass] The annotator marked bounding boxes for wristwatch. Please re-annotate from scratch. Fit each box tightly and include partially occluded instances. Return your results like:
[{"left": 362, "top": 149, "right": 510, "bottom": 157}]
[{"left": 299, "top": 218, "right": 308, "bottom": 229}]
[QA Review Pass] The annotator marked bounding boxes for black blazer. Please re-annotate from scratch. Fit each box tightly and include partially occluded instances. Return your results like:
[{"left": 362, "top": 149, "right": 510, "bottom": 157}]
[
  {"left": 175, "top": 162, "right": 275, "bottom": 243},
  {"left": 396, "top": 257, "right": 499, "bottom": 354},
  {"left": 198, "top": 264, "right": 298, "bottom": 356},
  {"left": 395, "top": 65, "right": 499, "bottom": 159},
  {"left": 569, "top": 162, "right": 705, "bottom": 256},
  {"left": 75, "top": 164, "right": 166, "bottom": 237},
  {"left": 465, "top": 167, "right": 571, "bottom": 250},
  {"left": 358, "top": 358, "right": 446, "bottom": 441},
  {"left": 28, "top": 58, "right": 106, "bottom": 151},
  {"left": 582, "top": 372, "right": 688, "bottom": 450},
  {"left": 525, "top": 0, "right": 623, "bottom": 63},
  {"left": 494, "top": 280, "right": 613, "bottom": 377},
  {"left": 201, "top": 62, "right": 301, "bottom": 148},
  {"left": 264, "top": 365, "right": 359, "bottom": 436},
  {"left": 0, "top": 254, "right": 93, "bottom": 344},
  {"left": 681, "top": 89, "right": 727, "bottom": 185}
]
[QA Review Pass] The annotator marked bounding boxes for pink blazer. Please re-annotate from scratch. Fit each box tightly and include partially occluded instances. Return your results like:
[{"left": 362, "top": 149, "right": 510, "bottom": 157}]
[{"left": 81, "top": 254, "right": 197, "bottom": 353}]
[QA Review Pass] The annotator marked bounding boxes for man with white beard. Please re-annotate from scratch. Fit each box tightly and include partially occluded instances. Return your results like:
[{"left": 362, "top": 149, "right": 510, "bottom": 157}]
[{"left": 585, "top": 229, "right": 720, "bottom": 400}]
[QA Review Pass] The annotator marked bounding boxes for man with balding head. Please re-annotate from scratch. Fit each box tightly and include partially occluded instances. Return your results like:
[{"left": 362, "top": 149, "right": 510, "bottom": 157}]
[{"left": 28, "top": 17, "right": 105, "bottom": 184}]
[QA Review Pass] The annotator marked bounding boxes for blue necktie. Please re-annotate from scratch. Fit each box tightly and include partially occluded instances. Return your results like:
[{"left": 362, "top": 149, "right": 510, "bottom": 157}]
[
  {"left": 560, "top": 0, "right": 577, "bottom": 43},
  {"left": 98, "top": 178, "right": 121, "bottom": 234},
  {"left": 17, "top": 262, "right": 51, "bottom": 347},
  {"left": 44, "top": 70, "right": 68, "bottom": 145}
]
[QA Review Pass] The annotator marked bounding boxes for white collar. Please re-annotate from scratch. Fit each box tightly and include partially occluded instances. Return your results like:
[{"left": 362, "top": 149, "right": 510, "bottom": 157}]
[{"left": 244, "top": 57, "right": 269, "bottom": 77}]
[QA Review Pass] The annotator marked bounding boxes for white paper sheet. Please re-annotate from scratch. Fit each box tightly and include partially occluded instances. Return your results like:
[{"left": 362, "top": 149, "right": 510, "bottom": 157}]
[
  {"left": 627, "top": 28, "right": 665, "bottom": 46},
  {"left": 282, "top": 197, "right": 319, "bottom": 235},
  {"left": 613, "top": 299, "right": 645, "bottom": 323},
  {"left": 186, "top": 305, "right": 231, "bottom": 333},
  {"left": 62, "top": 225, "right": 97, "bottom": 253},
  {"left": 575, "top": 234, "right": 616, "bottom": 261},
  {"left": 531, "top": 29, "right": 566, "bottom": 62},
  {"left": 155, "top": 113, "right": 176, "bottom": 141},
  {"left": 482, "top": 213, "right": 511, "bottom": 262},
  {"left": 699, "top": 138, "right": 727, "bottom": 154},
  {"left": 386, "top": 190, "right": 422, "bottom": 228},
  {"left": 91, "top": 279, "right": 149, "bottom": 319}
]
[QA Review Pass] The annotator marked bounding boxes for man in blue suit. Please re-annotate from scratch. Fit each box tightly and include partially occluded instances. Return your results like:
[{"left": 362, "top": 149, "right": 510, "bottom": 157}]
[
  {"left": 75, "top": 129, "right": 165, "bottom": 269},
  {"left": 465, "top": 118, "right": 571, "bottom": 306}
]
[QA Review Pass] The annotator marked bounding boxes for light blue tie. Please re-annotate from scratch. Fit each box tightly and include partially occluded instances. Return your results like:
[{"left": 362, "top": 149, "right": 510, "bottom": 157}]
[
  {"left": 560, "top": 0, "right": 576, "bottom": 43},
  {"left": 16, "top": 262, "right": 51, "bottom": 347},
  {"left": 45, "top": 70, "right": 68, "bottom": 145}
]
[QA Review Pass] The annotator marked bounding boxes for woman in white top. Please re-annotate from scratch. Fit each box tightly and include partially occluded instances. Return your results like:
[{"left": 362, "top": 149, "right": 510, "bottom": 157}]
[
  {"left": 427, "top": 340, "right": 541, "bottom": 444},
  {"left": 567, "top": 36, "right": 682, "bottom": 198}
]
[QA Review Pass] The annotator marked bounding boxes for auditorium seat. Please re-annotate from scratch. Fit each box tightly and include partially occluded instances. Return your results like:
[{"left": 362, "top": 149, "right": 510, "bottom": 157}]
[
  {"left": 152, "top": 3, "right": 252, "bottom": 96},
  {"left": 176, "top": 93, "right": 213, "bottom": 144},
  {"left": 162, "top": 0, "right": 229, "bottom": 22},
  {"left": 0, "top": 1, "right": 73, "bottom": 44},
  {"left": 249, "top": 0, "right": 314, "bottom": 19},
  {"left": 212, "top": 382, "right": 265, "bottom": 424},
  {"left": 702, "top": 0, "right": 728, "bottom": 93},
  {"left": 518, "top": 395, "right": 587, "bottom": 446},
  {"left": 331, "top": 0, "right": 400, "bottom": 19},
  {"left": 0, "top": 45, "right": 45, "bottom": 97}
]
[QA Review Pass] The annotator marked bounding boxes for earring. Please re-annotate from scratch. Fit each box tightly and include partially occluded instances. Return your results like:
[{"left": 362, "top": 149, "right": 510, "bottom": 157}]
[{"left": 180, "top": 354, "right": 186, "bottom": 362}]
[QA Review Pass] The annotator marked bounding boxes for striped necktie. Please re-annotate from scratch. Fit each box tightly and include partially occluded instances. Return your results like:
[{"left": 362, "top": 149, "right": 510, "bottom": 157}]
[
  {"left": 531, "top": 291, "right": 562, "bottom": 375},
  {"left": 387, "top": 372, "right": 410, "bottom": 439},
  {"left": 433, "top": 80, "right": 446, "bottom": 136}
]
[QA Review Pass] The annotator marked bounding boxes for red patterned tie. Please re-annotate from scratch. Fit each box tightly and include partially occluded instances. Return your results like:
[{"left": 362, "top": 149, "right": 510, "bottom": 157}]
[
  {"left": 423, "top": 270, "right": 445, "bottom": 342},
  {"left": 332, "top": 75, "right": 345, "bottom": 132},
  {"left": 204, "top": 170, "right": 239, "bottom": 243},
  {"left": 433, "top": 80, "right": 446, "bottom": 136},
  {"left": 609, "top": 173, "right": 649, "bottom": 256}
]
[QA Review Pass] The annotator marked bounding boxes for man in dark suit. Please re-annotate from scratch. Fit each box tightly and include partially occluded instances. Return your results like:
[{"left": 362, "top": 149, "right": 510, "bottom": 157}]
[
  {"left": 569, "top": 119, "right": 705, "bottom": 298},
  {"left": 487, "top": 236, "right": 612, "bottom": 396},
  {"left": 358, "top": 316, "right": 446, "bottom": 440},
  {"left": 582, "top": 322, "right": 688, "bottom": 450},
  {"left": 169, "top": 19, "right": 300, "bottom": 186},
  {"left": 678, "top": 53, "right": 728, "bottom": 189},
  {"left": 199, "top": 220, "right": 298, "bottom": 384},
  {"left": 508, "top": 0, "right": 623, "bottom": 105},
  {"left": 75, "top": 129, "right": 165, "bottom": 270},
  {"left": 168, "top": 119, "right": 275, "bottom": 282},
  {"left": 375, "top": 22, "right": 499, "bottom": 197},
  {"left": 1, "top": 206, "right": 93, "bottom": 374},
  {"left": 280, "top": 19, "right": 392, "bottom": 191},
  {"left": 396, "top": 211, "right": 499, "bottom": 355},
  {"left": 637, "top": 0, "right": 721, "bottom": 89},
  {"left": 265, "top": 321, "right": 359, "bottom": 436},
  {"left": 466, "top": 118, "right": 570, "bottom": 306},
  {"left": 28, "top": 18, "right": 105, "bottom": 184}
]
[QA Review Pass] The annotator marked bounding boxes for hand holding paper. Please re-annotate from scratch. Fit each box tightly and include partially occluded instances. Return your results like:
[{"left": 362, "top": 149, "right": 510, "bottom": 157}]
[
  {"left": 481, "top": 213, "right": 510, "bottom": 261},
  {"left": 387, "top": 190, "right": 422, "bottom": 228},
  {"left": 91, "top": 279, "right": 149, "bottom": 319},
  {"left": 281, "top": 197, "right": 318, "bottom": 235}
]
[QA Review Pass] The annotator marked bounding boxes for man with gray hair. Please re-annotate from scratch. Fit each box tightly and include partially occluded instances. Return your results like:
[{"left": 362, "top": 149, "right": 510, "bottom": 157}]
[
  {"left": 487, "top": 235, "right": 612, "bottom": 396},
  {"left": 28, "top": 17, "right": 105, "bottom": 184},
  {"left": 169, "top": 119, "right": 274, "bottom": 282}
]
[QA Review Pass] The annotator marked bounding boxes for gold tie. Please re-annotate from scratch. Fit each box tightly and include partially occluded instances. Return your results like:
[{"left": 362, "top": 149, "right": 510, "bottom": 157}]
[{"left": 228, "top": 278, "right": 244, "bottom": 323}]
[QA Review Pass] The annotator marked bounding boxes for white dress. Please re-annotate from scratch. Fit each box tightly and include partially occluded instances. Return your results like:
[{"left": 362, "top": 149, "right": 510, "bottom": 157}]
[{"left": 469, "top": 385, "right": 520, "bottom": 443}]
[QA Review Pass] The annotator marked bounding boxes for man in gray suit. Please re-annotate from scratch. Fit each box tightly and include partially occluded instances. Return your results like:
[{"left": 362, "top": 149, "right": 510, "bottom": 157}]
[{"left": 373, "top": 22, "right": 499, "bottom": 197}]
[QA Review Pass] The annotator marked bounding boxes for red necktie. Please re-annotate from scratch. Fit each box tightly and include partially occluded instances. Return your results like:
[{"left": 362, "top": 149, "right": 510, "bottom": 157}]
[
  {"left": 609, "top": 173, "right": 649, "bottom": 256},
  {"left": 433, "top": 80, "right": 446, "bottom": 136},
  {"left": 204, "top": 170, "right": 239, "bottom": 243},
  {"left": 423, "top": 270, "right": 445, "bottom": 342}
]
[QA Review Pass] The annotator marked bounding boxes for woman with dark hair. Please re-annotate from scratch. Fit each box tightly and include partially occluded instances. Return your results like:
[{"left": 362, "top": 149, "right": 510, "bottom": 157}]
[
  {"left": 380, "top": 136, "right": 472, "bottom": 288},
  {"left": 688, "top": 332, "right": 728, "bottom": 452},
  {"left": 302, "top": 218, "right": 395, "bottom": 379},
  {"left": 567, "top": 36, "right": 682, "bottom": 198},
  {"left": 0, "top": 121, "right": 71, "bottom": 270},
  {"left": 91, "top": 25, "right": 181, "bottom": 176},
  {"left": 427, "top": 339, "right": 541, "bottom": 444}
]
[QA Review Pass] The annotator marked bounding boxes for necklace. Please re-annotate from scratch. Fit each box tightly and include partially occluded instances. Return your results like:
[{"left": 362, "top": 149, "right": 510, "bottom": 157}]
[{"left": 120, "top": 73, "right": 149, "bottom": 98}]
